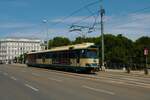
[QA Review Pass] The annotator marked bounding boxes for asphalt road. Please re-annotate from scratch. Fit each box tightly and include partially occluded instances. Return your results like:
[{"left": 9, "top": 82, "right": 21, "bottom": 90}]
[{"left": 0, "top": 64, "right": 150, "bottom": 100}]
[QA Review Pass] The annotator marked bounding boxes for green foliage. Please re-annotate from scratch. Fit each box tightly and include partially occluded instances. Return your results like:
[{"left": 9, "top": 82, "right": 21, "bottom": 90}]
[
  {"left": 133, "top": 36, "right": 150, "bottom": 64},
  {"left": 17, "top": 53, "right": 27, "bottom": 64},
  {"left": 48, "top": 37, "right": 71, "bottom": 48},
  {"left": 47, "top": 35, "right": 150, "bottom": 66},
  {"left": 102, "top": 34, "right": 133, "bottom": 64}
]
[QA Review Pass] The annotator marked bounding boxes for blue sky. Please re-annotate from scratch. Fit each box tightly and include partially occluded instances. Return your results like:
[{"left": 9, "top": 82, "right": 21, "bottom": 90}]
[{"left": 0, "top": 0, "right": 150, "bottom": 40}]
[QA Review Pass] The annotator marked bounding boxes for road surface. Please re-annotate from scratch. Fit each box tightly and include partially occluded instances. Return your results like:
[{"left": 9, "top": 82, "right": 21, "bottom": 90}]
[{"left": 0, "top": 64, "right": 150, "bottom": 100}]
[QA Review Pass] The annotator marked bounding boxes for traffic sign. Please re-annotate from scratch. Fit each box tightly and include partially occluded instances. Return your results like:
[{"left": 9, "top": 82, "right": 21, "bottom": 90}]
[{"left": 144, "top": 48, "right": 148, "bottom": 56}]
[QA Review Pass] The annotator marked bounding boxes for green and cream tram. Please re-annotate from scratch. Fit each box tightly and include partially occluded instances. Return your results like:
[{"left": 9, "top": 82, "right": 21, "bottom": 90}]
[{"left": 26, "top": 43, "right": 99, "bottom": 73}]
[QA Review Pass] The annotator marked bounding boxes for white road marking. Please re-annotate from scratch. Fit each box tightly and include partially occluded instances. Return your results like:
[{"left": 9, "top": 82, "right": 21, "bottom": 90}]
[
  {"left": 3, "top": 72, "right": 8, "bottom": 76},
  {"left": 22, "top": 70, "right": 26, "bottom": 73},
  {"left": 125, "top": 83, "right": 150, "bottom": 89},
  {"left": 80, "top": 75, "right": 150, "bottom": 89},
  {"left": 10, "top": 76, "right": 17, "bottom": 81},
  {"left": 93, "top": 77, "right": 150, "bottom": 89},
  {"left": 32, "top": 73, "right": 41, "bottom": 77},
  {"left": 46, "top": 71, "right": 149, "bottom": 89},
  {"left": 122, "top": 78, "right": 140, "bottom": 81},
  {"left": 105, "top": 80, "right": 125, "bottom": 84},
  {"left": 25, "top": 84, "right": 39, "bottom": 92},
  {"left": 82, "top": 85, "right": 115, "bottom": 95},
  {"left": 49, "top": 70, "right": 150, "bottom": 89},
  {"left": 101, "top": 79, "right": 150, "bottom": 89},
  {"left": 105, "top": 73, "right": 150, "bottom": 81},
  {"left": 48, "top": 77, "right": 63, "bottom": 82}
]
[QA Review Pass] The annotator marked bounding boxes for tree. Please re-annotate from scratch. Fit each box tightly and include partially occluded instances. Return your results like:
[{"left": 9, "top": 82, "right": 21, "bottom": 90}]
[
  {"left": 133, "top": 36, "right": 150, "bottom": 64},
  {"left": 18, "top": 54, "right": 23, "bottom": 63},
  {"left": 48, "top": 40, "right": 53, "bottom": 49},
  {"left": 98, "top": 34, "right": 133, "bottom": 64},
  {"left": 46, "top": 34, "right": 150, "bottom": 69},
  {"left": 17, "top": 53, "right": 27, "bottom": 64},
  {"left": 48, "top": 37, "right": 71, "bottom": 48}
]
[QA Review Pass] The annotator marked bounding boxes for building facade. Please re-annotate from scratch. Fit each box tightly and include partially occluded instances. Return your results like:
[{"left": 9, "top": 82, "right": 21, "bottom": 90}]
[{"left": 0, "top": 38, "right": 42, "bottom": 63}]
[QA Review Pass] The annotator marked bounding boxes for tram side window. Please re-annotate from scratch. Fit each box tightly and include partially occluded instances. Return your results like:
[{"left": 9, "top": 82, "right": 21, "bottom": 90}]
[
  {"left": 29, "top": 54, "right": 36, "bottom": 63},
  {"left": 37, "top": 53, "right": 42, "bottom": 59},
  {"left": 69, "top": 50, "right": 79, "bottom": 58},
  {"left": 69, "top": 50, "right": 75, "bottom": 58},
  {"left": 61, "top": 51, "right": 70, "bottom": 64},
  {"left": 52, "top": 52, "right": 59, "bottom": 64},
  {"left": 69, "top": 50, "right": 80, "bottom": 63},
  {"left": 45, "top": 52, "right": 52, "bottom": 58},
  {"left": 28, "top": 54, "right": 34, "bottom": 63}
]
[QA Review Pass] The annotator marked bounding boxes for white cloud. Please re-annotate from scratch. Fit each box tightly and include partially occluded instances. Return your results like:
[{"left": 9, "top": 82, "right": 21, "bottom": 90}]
[
  {"left": 105, "top": 13, "right": 150, "bottom": 40},
  {"left": 0, "top": 22, "right": 36, "bottom": 29},
  {"left": 50, "top": 16, "right": 98, "bottom": 25},
  {"left": 2, "top": 13, "right": 150, "bottom": 41},
  {"left": 0, "top": 0, "right": 28, "bottom": 7},
  {"left": 7, "top": 28, "right": 79, "bottom": 40}
]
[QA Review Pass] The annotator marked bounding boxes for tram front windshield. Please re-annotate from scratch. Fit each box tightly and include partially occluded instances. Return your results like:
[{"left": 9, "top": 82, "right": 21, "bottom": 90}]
[{"left": 81, "top": 49, "right": 98, "bottom": 58}]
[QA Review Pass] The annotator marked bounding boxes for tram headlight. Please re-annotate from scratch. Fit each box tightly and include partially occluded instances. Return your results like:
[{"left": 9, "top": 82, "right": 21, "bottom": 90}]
[
  {"left": 93, "top": 59, "right": 96, "bottom": 62},
  {"left": 86, "top": 63, "right": 91, "bottom": 67},
  {"left": 86, "top": 63, "right": 98, "bottom": 67}
]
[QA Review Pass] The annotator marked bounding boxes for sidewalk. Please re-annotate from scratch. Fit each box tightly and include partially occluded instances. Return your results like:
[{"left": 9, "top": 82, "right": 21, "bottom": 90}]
[
  {"left": 10, "top": 63, "right": 27, "bottom": 67},
  {"left": 105, "top": 69, "right": 150, "bottom": 76}
]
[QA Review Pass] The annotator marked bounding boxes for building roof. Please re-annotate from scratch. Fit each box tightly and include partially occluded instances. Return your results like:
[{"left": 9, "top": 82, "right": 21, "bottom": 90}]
[
  {"left": 28, "top": 42, "right": 95, "bottom": 54},
  {"left": 0, "top": 38, "right": 41, "bottom": 42}
]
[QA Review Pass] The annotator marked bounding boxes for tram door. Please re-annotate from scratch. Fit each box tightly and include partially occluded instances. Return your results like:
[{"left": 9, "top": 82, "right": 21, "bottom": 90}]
[
  {"left": 70, "top": 50, "right": 77, "bottom": 66},
  {"left": 60, "top": 51, "right": 70, "bottom": 65},
  {"left": 70, "top": 50, "right": 80, "bottom": 67},
  {"left": 70, "top": 59, "right": 77, "bottom": 66}
]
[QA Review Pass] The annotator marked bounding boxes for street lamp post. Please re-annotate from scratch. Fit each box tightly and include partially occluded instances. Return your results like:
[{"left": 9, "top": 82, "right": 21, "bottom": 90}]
[{"left": 43, "top": 19, "right": 49, "bottom": 50}]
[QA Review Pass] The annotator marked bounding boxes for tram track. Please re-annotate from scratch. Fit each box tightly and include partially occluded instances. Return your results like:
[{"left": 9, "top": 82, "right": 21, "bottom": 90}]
[
  {"left": 2, "top": 64, "right": 150, "bottom": 89},
  {"left": 27, "top": 67, "right": 150, "bottom": 89}
]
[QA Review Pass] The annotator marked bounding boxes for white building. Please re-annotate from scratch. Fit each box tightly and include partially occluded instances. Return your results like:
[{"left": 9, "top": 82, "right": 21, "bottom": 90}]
[{"left": 0, "top": 38, "right": 42, "bottom": 63}]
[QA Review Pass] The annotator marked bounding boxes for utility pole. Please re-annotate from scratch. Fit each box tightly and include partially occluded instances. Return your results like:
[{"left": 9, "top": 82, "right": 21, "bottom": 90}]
[{"left": 100, "top": 0, "right": 105, "bottom": 71}]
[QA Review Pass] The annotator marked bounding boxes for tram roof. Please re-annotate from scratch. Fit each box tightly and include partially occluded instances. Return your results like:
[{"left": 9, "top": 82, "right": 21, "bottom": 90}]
[{"left": 28, "top": 43, "right": 96, "bottom": 54}]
